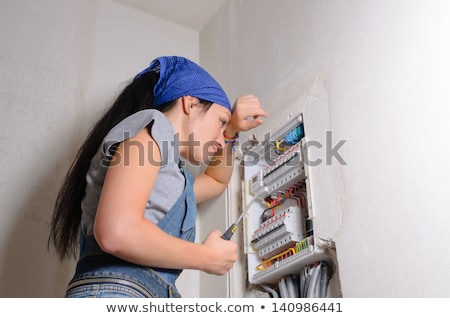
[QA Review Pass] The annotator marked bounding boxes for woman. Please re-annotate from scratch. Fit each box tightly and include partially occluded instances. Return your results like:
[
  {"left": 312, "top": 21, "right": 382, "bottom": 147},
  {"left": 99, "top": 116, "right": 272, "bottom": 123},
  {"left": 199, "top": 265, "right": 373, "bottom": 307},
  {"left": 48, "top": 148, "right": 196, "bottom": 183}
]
[{"left": 48, "top": 56, "right": 267, "bottom": 297}]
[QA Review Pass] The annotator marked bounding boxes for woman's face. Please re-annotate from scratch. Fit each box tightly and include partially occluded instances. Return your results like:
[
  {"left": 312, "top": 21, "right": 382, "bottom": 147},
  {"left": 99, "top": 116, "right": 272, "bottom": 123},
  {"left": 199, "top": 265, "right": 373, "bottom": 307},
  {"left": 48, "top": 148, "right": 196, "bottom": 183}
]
[{"left": 184, "top": 102, "right": 231, "bottom": 165}]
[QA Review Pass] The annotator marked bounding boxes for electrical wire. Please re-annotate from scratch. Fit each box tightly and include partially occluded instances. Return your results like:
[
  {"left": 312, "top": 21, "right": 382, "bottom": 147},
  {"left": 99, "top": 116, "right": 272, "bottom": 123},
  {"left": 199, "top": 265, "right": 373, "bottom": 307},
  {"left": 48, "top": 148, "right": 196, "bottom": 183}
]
[
  {"left": 260, "top": 284, "right": 279, "bottom": 298},
  {"left": 298, "top": 261, "right": 329, "bottom": 298},
  {"left": 319, "top": 262, "right": 329, "bottom": 298},
  {"left": 306, "top": 263, "right": 321, "bottom": 298},
  {"left": 256, "top": 247, "right": 296, "bottom": 271},
  {"left": 284, "top": 124, "right": 304, "bottom": 145},
  {"left": 260, "top": 196, "right": 285, "bottom": 222},
  {"left": 299, "top": 267, "right": 306, "bottom": 298},
  {"left": 286, "top": 275, "right": 298, "bottom": 298},
  {"left": 278, "top": 278, "right": 289, "bottom": 298}
]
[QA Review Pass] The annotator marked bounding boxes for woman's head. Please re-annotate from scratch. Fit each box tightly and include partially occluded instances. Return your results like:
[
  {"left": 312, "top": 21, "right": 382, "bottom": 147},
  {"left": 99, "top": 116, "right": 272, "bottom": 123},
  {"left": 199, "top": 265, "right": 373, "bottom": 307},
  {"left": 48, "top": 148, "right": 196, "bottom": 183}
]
[
  {"left": 137, "top": 56, "right": 233, "bottom": 165},
  {"left": 174, "top": 96, "right": 231, "bottom": 165}
]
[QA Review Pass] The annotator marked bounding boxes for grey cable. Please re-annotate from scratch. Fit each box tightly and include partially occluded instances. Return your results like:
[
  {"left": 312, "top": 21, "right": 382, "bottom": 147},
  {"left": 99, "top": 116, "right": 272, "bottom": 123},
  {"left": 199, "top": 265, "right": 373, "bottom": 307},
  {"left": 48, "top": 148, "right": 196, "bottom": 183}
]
[
  {"left": 302, "top": 266, "right": 311, "bottom": 298},
  {"left": 286, "top": 275, "right": 298, "bottom": 298},
  {"left": 260, "top": 284, "right": 279, "bottom": 298},
  {"left": 306, "top": 265, "right": 321, "bottom": 298},
  {"left": 278, "top": 278, "right": 289, "bottom": 298},
  {"left": 319, "top": 262, "right": 328, "bottom": 298}
]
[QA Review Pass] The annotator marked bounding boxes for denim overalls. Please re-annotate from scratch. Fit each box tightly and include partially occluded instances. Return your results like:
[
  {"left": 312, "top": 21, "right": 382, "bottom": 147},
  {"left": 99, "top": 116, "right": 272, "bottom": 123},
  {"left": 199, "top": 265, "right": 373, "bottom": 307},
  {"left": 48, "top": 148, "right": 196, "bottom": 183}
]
[{"left": 65, "top": 165, "right": 196, "bottom": 298}]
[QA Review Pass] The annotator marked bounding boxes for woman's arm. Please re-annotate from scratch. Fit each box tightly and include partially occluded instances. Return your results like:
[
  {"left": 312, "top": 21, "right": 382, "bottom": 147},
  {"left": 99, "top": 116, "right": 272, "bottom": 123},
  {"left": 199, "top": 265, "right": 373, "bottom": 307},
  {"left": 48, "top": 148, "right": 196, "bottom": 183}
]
[{"left": 93, "top": 129, "right": 236, "bottom": 275}]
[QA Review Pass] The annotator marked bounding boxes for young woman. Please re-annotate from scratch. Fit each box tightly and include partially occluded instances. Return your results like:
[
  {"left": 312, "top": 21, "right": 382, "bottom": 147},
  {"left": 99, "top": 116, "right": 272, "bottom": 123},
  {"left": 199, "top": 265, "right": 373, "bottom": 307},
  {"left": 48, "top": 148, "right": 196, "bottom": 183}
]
[{"left": 48, "top": 56, "right": 267, "bottom": 297}]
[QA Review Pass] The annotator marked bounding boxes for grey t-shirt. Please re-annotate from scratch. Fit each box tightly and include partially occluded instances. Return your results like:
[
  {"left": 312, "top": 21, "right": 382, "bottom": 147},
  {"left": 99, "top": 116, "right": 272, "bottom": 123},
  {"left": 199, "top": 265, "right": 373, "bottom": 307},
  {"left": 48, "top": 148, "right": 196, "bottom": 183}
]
[{"left": 81, "top": 109, "right": 185, "bottom": 236}]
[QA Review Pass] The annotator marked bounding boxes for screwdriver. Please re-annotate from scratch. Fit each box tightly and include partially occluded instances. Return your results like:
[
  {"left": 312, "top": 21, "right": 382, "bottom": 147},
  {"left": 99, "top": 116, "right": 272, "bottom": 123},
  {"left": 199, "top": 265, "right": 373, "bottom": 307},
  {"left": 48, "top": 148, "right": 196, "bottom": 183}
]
[{"left": 221, "top": 187, "right": 265, "bottom": 240}]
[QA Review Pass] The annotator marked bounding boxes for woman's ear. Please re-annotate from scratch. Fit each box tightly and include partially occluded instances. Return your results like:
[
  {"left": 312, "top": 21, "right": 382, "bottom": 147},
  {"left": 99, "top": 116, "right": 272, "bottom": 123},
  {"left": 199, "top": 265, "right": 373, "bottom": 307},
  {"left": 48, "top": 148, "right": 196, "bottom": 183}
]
[{"left": 181, "top": 95, "right": 195, "bottom": 115}]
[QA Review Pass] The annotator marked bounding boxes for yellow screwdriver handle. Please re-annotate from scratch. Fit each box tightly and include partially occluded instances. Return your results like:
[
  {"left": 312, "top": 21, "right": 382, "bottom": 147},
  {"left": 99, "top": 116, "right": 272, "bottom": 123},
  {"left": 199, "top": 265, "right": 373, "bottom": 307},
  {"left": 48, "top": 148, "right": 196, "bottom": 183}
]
[{"left": 221, "top": 223, "right": 237, "bottom": 240}]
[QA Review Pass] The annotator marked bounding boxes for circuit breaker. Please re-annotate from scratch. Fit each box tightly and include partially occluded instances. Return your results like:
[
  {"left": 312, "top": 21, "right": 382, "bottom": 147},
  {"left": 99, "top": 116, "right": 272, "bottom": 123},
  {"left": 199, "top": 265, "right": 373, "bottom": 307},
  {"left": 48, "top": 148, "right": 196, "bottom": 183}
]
[{"left": 241, "top": 112, "right": 334, "bottom": 298}]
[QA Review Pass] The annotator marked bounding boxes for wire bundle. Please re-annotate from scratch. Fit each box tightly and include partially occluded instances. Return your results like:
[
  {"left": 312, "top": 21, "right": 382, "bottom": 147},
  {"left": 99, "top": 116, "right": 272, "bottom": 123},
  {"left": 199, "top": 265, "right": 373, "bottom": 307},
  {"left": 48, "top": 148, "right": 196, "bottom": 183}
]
[
  {"left": 299, "top": 261, "right": 329, "bottom": 298},
  {"left": 284, "top": 124, "right": 304, "bottom": 145},
  {"left": 260, "top": 261, "right": 329, "bottom": 298},
  {"left": 255, "top": 236, "right": 313, "bottom": 271}
]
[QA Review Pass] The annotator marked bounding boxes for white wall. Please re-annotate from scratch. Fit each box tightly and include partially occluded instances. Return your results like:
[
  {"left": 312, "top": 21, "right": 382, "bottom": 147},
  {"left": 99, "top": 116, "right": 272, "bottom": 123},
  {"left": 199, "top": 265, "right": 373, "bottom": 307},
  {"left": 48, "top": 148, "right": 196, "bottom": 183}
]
[
  {"left": 201, "top": 0, "right": 450, "bottom": 297},
  {"left": 3, "top": 0, "right": 450, "bottom": 299},
  {"left": 0, "top": 0, "right": 199, "bottom": 297}
]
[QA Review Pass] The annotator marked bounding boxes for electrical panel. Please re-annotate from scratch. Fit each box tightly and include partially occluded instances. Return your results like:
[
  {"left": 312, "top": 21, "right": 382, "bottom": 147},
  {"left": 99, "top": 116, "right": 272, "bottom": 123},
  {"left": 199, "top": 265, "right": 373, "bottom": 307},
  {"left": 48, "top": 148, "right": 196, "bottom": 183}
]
[{"left": 241, "top": 112, "right": 335, "bottom": 297}]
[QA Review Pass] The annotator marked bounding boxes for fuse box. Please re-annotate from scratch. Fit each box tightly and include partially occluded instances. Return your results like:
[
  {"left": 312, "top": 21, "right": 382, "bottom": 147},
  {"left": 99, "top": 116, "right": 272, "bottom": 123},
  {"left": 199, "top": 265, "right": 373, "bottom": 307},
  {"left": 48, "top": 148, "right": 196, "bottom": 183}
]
[{"left": 241, "top": 112, "right": 335, "bottom": 296}]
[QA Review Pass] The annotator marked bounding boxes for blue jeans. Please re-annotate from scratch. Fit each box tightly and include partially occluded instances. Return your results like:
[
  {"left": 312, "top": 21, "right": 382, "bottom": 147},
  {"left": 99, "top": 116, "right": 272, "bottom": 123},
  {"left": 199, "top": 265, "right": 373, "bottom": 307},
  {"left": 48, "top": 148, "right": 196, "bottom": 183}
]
[{"left": 66, "top": 254, "right": 181, "bottom": 297}]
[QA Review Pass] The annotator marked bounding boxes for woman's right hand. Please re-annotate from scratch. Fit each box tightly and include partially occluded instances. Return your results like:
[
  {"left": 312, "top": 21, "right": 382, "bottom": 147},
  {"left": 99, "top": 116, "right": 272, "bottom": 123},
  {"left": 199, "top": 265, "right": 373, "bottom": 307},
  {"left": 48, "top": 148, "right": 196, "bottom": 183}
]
[{"left": 201, "top": 230, "right": 238, "bottom": 275}]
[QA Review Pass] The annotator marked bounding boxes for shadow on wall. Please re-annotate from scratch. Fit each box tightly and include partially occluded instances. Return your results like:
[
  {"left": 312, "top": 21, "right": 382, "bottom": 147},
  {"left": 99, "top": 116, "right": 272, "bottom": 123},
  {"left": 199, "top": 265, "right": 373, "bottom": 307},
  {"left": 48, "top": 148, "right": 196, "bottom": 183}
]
[{"left": 0, "top": 153, "right": 76, "bottom": 297}]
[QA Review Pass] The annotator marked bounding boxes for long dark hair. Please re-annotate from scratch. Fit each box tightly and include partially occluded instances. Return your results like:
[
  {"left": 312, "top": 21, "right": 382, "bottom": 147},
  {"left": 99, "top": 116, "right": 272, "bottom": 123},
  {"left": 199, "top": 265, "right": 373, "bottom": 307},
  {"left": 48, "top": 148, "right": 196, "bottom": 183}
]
[
  {"left": 48, "top": 71, "right": 163, "bottom": 260},
  {"left": 48, "top": 70, "right": 214, "bottom": 260}
]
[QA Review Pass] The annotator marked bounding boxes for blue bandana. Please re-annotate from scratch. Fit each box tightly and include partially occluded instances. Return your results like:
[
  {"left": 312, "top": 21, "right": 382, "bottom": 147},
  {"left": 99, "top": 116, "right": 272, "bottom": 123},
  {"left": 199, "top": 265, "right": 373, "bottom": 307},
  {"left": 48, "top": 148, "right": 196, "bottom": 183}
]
[{"left": 136, "top": 56, "right": 232, "bottom": 112}]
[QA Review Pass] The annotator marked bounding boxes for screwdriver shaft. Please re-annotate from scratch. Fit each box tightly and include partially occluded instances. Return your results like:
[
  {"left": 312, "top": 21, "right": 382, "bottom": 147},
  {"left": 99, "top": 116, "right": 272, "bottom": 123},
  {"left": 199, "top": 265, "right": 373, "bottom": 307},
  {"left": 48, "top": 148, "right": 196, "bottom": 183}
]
[{"left": 221, "top": 187, "right": 265, "bottom": 240}]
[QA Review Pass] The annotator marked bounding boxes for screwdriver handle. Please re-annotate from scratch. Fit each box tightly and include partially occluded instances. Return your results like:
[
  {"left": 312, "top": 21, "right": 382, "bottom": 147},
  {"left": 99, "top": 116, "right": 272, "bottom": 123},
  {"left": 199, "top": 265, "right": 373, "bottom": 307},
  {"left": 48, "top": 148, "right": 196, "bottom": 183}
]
[{"left": 221, "top": 223, "right": 237, "bottom": 240}]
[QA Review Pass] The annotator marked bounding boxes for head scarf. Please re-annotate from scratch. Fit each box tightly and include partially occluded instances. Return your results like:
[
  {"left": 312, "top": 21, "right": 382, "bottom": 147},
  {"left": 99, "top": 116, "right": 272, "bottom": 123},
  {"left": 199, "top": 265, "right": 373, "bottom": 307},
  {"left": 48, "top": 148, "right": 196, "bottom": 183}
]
[{"left": 136, "top": 56, "right": 231, "bottom": 112}]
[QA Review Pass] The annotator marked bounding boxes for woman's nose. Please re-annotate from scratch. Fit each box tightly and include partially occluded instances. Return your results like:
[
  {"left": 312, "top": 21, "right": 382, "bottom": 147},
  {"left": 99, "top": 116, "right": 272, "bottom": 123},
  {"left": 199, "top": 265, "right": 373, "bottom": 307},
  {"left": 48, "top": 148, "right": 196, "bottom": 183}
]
[{"left": 217, "top": 134, "right": 226, "bottom": 149}]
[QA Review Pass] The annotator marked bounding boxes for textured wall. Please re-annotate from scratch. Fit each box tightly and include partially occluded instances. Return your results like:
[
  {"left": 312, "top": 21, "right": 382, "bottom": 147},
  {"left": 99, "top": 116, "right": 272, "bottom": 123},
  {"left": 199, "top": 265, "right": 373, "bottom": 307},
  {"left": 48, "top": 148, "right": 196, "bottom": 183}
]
[
  {"left": 201, "top": 0, "right": 450, "bottom": 297},
  {"left": 0, "top": 0, "right": 198, "bottom": 297}
]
